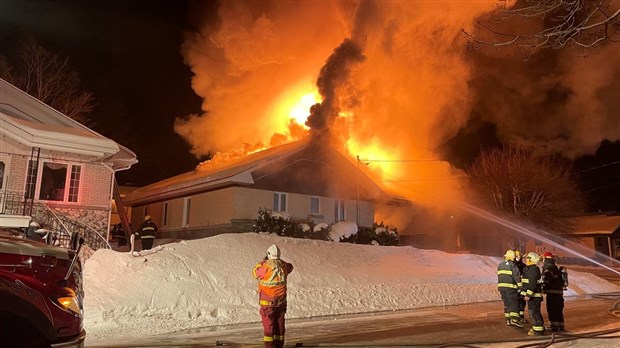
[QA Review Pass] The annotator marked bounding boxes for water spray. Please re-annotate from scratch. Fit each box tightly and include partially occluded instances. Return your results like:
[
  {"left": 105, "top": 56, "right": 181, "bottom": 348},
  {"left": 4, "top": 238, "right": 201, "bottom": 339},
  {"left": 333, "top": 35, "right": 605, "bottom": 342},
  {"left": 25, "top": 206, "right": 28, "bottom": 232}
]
[{"left": 458, "top": 202, "right": 620, "bottom": 277}]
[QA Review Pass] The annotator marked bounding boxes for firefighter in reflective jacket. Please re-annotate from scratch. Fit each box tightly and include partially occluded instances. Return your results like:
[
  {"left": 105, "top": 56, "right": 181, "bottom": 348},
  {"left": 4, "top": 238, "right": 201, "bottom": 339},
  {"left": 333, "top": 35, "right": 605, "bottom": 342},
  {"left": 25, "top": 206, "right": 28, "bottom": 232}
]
[
  {"left": 136, "top": 215, "right": 158, "bottom": 250},
  {"left": 252, "top": 245, "right": 294, "bottom": 348},
  {"left": 497, "top": 249, "right": 523, "bottom": 328},
  {"left": 521, "top": 252, "right": 545, "bottom": 336},
  {"left": 541, "top": 252, "right": 566, "bottom": 332}
]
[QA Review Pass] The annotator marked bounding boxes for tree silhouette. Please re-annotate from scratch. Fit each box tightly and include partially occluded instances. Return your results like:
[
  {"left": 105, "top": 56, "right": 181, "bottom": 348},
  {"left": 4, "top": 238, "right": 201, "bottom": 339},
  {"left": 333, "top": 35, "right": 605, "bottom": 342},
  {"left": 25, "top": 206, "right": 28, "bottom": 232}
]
[
  {"left": 467, "top": 147, "right": 585, "bottom": 233},
  {"left": 0, "top": 37, "right": 95, "bottom": 125}
]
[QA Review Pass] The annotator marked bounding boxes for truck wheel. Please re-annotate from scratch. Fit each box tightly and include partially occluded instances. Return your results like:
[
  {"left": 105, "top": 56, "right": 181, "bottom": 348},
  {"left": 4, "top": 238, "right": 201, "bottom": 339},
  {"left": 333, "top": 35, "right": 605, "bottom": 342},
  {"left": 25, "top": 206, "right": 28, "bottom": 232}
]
[{"left": 0, "top": 311, "right": 51, "bottom": 348}]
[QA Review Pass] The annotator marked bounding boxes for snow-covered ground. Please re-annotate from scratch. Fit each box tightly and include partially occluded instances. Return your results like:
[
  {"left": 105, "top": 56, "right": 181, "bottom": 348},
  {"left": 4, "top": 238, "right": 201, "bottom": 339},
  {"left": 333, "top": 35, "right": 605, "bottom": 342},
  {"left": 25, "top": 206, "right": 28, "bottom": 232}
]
[{"left": 83, "top": 233, "right": 620, "bottom": 345}]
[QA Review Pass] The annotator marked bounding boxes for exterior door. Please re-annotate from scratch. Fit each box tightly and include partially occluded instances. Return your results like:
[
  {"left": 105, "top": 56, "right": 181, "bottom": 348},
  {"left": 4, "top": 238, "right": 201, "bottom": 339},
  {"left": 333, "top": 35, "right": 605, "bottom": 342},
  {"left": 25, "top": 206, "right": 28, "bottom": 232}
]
[{"left": 0, "top": 154, "right": 10, "bottom": 213}]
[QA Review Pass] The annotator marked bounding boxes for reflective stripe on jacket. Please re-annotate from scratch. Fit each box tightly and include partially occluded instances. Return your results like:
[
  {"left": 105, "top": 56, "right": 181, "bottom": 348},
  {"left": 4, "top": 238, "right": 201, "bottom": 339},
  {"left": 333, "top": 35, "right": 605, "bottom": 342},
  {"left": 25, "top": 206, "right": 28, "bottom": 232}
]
[
  {"left": 522, "top": 264, "right": 543, "bottom": 297},
  {"left": 497, "top": 260, "right": 522, "bottom": 290},
  {"left": 138, "top": 220, "right": 158, "bottom": 238},
  {"left": 252, "top": 258, "right": 294, "bottom": 306}
]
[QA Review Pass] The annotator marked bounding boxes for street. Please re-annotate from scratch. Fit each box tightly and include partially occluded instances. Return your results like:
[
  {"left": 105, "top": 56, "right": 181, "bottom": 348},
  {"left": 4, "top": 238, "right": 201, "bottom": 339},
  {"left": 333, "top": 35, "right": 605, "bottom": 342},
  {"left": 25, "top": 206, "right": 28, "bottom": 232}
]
[{"left": 88, "top": 295, "right": 620, "bottom": 348}]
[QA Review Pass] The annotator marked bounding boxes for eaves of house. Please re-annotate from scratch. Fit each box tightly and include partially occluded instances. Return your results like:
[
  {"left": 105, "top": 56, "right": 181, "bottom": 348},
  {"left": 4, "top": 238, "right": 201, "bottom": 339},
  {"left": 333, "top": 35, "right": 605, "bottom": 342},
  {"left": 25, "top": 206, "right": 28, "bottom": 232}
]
[
  {"left": 0, "top": 78, "right": 137, "bottom": 170},
  {"left": 124, "top": 140, "right": 403, "bottom": 207},
  {"left": 568, "top": 215, "right": 620, "bottom": 237}
]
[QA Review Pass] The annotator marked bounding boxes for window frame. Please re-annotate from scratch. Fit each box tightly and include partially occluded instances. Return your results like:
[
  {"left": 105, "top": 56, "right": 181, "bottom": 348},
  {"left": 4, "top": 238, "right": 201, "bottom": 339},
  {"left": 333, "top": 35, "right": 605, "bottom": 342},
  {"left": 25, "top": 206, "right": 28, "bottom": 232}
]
[
  {"left": 32, "top": 160, "right": 82, "bottom": 204},
  {"left": 273, "top": 192, "right": 288, "bottom": 212},
  {"left": 334, "top": 199, "right": 345, "bottom": 222},
  {"left": 310, "top": 196, "right": 320, "bottom": 215},
  {"left": 182, "top": 197, "right": 192, "bottom": 227}
]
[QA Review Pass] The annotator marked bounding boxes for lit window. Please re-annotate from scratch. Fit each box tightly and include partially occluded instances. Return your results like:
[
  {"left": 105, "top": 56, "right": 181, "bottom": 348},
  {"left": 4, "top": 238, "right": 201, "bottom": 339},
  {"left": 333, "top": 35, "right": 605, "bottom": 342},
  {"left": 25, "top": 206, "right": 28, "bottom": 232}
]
[
  {"left": 273, "top": 192, "right": 287, "bottom": 212},
  {"left": 310, "top": 197, "right": 320, "bottom": 214},
  {"left": 68, "top": 165, "right": 81, "bottom": 202},
  {"left": 37, "top": 162, "right": 82, "bottom": 203},
  {"left": 334, "top": 199, "right": 345, "bottom": 222}
]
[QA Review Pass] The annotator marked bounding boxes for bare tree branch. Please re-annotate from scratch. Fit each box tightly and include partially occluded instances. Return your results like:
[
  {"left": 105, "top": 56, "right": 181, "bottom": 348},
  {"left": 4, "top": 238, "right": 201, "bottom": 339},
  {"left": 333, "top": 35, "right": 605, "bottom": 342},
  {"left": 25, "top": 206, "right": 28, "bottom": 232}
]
[
  {"left": 0, "top": 38, "right": 96, "bottom": 126},
  {"left": 465, "top": 0, "right": 620, "bottom": 54},
  {"left": 467, "top": 147, "right": 585, "bottom": 234}
]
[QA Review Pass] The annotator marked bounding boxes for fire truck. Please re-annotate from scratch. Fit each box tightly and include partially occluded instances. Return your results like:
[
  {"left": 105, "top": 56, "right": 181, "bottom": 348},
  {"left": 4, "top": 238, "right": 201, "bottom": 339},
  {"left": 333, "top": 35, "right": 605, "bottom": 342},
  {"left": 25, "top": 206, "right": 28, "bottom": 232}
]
[{"left": 0, "top": 233, "right": 86, "bottom": 347}]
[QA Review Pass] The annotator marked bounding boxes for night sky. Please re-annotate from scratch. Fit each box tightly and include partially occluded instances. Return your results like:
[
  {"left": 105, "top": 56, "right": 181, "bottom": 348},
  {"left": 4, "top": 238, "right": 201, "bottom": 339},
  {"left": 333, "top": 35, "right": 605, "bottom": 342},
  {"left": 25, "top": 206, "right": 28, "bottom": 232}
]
[
  {"left": 1, "top": 0, "right": 618, "bottom": 212},
  {"left": 1, "top": 0, "right": 208, "bottom": 186}
]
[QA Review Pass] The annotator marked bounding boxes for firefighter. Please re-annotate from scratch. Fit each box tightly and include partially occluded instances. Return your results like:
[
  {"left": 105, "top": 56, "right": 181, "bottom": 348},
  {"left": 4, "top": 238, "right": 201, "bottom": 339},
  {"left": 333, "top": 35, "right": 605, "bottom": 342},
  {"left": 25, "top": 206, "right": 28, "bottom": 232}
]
[
  {"left": 522, "top": 252, "right": 545, "bottom": 336},
  {"left": 541, "top": 252, "right": 566, "bottom": 332},
  {"left": 497, "top": 249, "right": 523, "bottom": 328},
  {"left": 514, "top": 250, "right": 527, "bottom": 323},
  {"left": 136, "top": 215, "right": 158, "bottom": 250},
  {"left": 252, "top": 245, "right": 294, "bottom": 348}
]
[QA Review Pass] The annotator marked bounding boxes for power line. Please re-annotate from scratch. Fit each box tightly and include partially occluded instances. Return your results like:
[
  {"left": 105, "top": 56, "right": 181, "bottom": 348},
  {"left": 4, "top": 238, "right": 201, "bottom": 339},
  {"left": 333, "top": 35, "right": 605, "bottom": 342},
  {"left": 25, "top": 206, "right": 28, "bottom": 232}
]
[{"left": 578, "top": 160, "right": 620, "bottom": 173}]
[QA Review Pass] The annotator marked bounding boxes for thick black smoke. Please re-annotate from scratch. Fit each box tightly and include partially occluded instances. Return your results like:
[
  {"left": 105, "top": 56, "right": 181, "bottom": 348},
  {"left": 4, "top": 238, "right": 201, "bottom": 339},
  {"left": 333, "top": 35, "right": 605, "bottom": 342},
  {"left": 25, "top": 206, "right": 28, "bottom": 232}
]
[{"left": 305, "top": 38, "right": 365, "bottom": 138}]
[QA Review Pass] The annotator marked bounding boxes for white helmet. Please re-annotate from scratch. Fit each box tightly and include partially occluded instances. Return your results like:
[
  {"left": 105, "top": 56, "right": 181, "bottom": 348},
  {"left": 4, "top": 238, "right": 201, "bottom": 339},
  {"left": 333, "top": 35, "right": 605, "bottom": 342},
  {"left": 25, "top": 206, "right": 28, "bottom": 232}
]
[{"left": 267, "top": 244, "right": 280, "bottom": 260}]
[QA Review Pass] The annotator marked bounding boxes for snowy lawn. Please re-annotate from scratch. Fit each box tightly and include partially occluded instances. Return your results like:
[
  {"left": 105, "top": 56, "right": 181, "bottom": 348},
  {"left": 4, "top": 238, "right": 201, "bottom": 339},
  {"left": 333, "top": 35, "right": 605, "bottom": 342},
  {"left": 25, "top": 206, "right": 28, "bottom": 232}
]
[{"left": 83, "top": 233, "right": 620, "bottom": 344}]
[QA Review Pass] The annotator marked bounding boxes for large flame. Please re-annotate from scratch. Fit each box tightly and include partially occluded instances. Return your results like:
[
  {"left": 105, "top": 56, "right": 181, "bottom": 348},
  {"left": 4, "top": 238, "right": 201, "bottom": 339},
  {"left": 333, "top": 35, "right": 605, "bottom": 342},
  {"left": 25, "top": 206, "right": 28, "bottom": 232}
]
[{"left": 178, "top": 1, "right": 620, "bottom": 229}]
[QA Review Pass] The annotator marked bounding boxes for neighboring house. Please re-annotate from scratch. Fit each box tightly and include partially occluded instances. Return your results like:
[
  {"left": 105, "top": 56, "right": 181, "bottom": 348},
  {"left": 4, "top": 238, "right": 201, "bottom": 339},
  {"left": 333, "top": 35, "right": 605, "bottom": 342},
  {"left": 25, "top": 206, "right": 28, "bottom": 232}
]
[
  {"left": 525, "top": 214, "right": 620, "bottom": 260},
  {"left": 124, "top": 140, "right": 406, "bottom": 239},
  {"left": 0, "top": 78, "right": 137, "bottom": 249}
]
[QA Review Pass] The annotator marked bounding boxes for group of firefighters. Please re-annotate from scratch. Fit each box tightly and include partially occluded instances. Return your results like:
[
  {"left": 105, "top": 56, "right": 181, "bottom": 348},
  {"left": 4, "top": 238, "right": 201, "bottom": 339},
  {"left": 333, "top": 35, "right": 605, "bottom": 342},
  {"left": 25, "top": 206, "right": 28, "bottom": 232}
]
[
  {"left": 498, "top": 249, "right": 568, "bottom": 336},
  {"left": 250, "top": 244, "right": 569, "bottom": 347}
]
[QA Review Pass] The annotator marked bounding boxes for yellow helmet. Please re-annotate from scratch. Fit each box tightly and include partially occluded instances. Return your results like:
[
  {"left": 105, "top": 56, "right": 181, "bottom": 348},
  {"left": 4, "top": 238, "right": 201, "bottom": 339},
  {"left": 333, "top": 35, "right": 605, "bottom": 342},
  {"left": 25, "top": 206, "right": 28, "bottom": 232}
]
[
  {"left": 526, "top": 252, "right": 540, "bottom": 264},
  {"left": 504, "top": 249, "right": 516, "bottom": 261}
]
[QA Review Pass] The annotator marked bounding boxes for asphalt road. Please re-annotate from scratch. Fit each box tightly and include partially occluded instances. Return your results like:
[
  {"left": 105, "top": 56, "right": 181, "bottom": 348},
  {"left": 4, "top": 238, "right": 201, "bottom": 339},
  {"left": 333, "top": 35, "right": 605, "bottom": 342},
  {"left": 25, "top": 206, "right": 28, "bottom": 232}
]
[{"left": 90, "top": 295, "right": 620, "bottom": 348}]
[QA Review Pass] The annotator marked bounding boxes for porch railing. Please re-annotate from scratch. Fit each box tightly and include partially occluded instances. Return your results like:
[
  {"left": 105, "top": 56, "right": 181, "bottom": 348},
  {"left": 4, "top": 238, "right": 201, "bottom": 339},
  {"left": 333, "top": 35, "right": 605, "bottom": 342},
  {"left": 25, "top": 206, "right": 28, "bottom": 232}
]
[{"left": 0, "top": 189, "right": 110, "bottom": 250}]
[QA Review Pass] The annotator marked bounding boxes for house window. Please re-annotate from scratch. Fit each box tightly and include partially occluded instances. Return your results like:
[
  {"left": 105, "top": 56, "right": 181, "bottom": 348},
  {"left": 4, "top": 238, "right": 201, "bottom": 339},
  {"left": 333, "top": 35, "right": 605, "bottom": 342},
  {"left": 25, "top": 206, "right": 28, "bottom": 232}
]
[
  {"left": 334, "top": 199, "right": 345, "bottom": 222},
  {"left": 273, "top": 192, "right": 287, "bottom": 212},
  {"left": 183, "top": 198, "right": 191, "bottom": 226},
  {"left": 68, "top": 165, "right": 81, "bottom": 202},
  {"left": 0, "top": 161, "right": 4, "bottom": 189},
  {"left": 310, "top": 197, "right": 320, "bottom": 215},
  {"left": 163, "top": 202, "right": 168, "bottom": 226},
  {"left": 37, "top": 161, "right": 81, "bottom": 203}
]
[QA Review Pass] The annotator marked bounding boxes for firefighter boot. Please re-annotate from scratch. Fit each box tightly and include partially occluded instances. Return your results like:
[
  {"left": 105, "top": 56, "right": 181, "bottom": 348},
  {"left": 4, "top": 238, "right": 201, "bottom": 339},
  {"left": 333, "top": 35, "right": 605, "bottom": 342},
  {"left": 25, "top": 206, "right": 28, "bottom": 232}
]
[
  {"left": 528, "top": 328, "right": 545, "bottom": 336},
  {"left": 509, "top": 319, "right": 524, "bottom": 328}
]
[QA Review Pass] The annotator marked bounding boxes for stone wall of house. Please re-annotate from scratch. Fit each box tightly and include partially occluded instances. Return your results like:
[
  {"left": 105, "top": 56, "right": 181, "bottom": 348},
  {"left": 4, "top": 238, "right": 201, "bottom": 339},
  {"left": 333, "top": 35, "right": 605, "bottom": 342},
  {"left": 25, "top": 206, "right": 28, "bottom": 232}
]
[{"left": 51, "top": 205, "right": 110, "bottom": 235}]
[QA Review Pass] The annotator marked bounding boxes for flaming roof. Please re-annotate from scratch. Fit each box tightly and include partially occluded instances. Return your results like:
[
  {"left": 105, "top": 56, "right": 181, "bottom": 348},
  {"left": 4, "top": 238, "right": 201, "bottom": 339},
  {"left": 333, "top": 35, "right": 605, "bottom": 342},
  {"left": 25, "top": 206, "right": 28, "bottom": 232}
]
[{"left": 124, "top": 140, "right": 400, "bottom": 206}]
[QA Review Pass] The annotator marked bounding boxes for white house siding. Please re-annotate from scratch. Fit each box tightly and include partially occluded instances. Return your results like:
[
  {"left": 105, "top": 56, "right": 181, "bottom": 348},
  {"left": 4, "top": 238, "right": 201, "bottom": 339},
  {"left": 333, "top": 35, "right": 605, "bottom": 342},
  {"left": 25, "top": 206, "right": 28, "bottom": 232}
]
[
  {"left": 232, "top": 187, "right": 375, "bottom": 227},
  {"left": 232, "top": 187, "right": 272, "bottom": 220},
  {"left": 188, "top": 189, "right": 235, "bottom": 227}
]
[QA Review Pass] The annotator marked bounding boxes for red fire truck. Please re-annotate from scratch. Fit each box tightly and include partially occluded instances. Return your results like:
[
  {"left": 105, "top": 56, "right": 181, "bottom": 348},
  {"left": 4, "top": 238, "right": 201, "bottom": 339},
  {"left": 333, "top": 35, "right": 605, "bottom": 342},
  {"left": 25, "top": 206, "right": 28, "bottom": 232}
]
[{"left": 0, "top": 234, "right": 86, "bottom": 347}]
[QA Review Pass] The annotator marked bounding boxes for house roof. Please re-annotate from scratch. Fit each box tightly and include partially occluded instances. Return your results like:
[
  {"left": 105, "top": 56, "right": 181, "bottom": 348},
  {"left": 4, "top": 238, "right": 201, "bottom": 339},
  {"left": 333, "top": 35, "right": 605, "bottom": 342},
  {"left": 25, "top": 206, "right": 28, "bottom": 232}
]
[
  {"left": 124, "top": 140, "right": 399, "bottom": 206},
  {"left": 0, "top": 78, "right": 137, "bottom": 170},
  {"left": 568, "top": 215, "right": 620, "bottom": 236}
]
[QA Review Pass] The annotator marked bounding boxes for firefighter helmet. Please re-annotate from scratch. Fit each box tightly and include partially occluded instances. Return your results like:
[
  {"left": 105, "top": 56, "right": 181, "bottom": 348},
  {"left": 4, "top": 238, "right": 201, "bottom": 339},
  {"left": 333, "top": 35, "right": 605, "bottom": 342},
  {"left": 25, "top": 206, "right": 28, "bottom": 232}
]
[
  {"left": 526, "top": 252, "right": 540, "bottom": 264},
  {"left": 504, "top": 249, "right": 516, "bottom": 261},
  {"left": 514, "top": 250, "right": 522, "bottom": 259},
  {"left": 541, "top": 252, "right": 554, "bottom": 259},
  {"left": 267, "top": 244, "right": 280, "bottom": 260}
]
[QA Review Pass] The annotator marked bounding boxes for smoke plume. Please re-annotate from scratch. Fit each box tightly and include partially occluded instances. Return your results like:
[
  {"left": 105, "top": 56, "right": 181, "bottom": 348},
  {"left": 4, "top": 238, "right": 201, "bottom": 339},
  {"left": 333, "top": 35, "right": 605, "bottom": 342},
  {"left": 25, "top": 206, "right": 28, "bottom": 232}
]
[{"left": 176, "top": 0, "right": 620, "bottom": 229}]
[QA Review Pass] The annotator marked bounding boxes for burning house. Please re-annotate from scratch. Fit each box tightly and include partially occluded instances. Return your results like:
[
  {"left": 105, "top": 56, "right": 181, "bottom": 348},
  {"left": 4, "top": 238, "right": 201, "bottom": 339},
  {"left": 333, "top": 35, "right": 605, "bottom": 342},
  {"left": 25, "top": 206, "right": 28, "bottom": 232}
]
[
  {"left": 0, "top": 78, "right": 137, "bottom": 248},
  {"left": 123, "top": 140, "right": 408, "bottom": 239}
]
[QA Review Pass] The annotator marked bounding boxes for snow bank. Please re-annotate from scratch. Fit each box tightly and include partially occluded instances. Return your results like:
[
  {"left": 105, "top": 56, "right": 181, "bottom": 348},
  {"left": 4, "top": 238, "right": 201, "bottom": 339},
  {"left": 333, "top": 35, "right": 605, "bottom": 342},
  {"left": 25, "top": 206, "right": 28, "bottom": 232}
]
[{"left": 83, "top": 233, "right": 620, "bottom": 344}]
